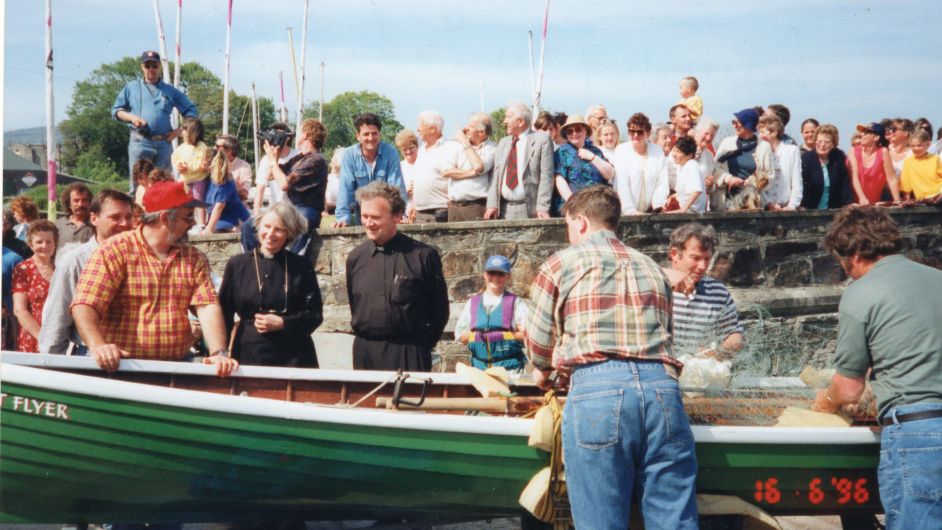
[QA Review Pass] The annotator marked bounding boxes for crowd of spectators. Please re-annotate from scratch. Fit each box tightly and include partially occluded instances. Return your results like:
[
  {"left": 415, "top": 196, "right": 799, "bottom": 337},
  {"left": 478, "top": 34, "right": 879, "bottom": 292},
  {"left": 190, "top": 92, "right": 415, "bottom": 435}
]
[{"left": 5, "top": 71, "right": 942, "bottom": 360}]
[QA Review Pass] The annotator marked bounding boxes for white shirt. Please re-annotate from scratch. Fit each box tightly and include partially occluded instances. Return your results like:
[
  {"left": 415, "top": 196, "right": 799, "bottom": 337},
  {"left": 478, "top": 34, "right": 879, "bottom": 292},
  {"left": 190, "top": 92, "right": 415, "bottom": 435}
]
[
  {"left": 612, "top": 142, "right": 669, "bottom": 214},
  {"left": 501, "top": 130, "right": 529, "bottom": 203},
  {"left": 256, "top": 148, "right": 298, "bottom": 206},
  {"left": 766, "top": 142, "right": 803, "bottom": 208},
  {"left": 676, "top": 158, "right": 706, "bottom": 213},
  {"left": 445, "top": 139, "right": 497, "bottom": 201},
  {"left": 413, "top": 137, "right": 450, "bottom": 211}
]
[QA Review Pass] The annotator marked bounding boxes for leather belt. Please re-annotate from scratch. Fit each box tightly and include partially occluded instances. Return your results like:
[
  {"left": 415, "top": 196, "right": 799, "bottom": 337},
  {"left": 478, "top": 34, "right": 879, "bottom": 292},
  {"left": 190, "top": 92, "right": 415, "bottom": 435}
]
[
  {"left": 131, "top": 132, "right": 171, "bottom": 142},
  {"left": 880, "top": 408, "right": 942, "bottom": 426},
  {"left": 448, "top": 198, "right": 486, "bottom": 207}
]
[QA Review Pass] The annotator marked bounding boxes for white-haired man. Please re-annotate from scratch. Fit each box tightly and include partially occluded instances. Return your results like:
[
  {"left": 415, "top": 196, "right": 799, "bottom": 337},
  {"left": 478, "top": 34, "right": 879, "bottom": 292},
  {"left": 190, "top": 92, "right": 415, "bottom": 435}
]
[
  {"left": 441, "top": 112, "right": 497, "bottom": 222},
  {"left": 412, "top": 110, "right": 450, "bottom": 223},
  {"left": 484, "top": 102, "right": 554, "bottom": 220},
  {"left": 586, "top": 104, "right": 609, "bottom": 143}
]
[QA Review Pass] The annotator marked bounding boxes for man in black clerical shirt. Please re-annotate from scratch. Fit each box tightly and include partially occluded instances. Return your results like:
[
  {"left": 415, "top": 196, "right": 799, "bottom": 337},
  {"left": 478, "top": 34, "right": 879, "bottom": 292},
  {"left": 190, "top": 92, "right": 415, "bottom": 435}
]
[{"left": 345, "top": 181, "right": 449, "bottom": 371}]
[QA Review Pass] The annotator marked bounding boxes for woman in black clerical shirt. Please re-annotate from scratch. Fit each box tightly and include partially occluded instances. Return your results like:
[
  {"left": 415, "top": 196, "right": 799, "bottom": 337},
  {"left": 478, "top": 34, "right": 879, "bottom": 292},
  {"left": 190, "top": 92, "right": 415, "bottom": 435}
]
[{"left": 218, "top": 202, "right": 323, "bottom": 367}]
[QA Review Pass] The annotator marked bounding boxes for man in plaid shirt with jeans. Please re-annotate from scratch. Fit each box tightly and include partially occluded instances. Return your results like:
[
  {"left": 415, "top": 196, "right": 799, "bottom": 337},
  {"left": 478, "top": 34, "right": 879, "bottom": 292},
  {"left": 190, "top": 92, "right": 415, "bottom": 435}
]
[{"left": 526, "top": 185, "right": 699, "bottom": 530}]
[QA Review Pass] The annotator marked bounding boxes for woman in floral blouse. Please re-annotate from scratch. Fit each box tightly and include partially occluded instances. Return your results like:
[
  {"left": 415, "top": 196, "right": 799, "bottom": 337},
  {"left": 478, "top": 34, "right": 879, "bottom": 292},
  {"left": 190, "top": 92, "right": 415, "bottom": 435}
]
[
  {"left": 12, "top": 220, "right": 58, "bottom": 352},
  {"left": 551, "top": 114, "right": 615, "bottom": 216}
]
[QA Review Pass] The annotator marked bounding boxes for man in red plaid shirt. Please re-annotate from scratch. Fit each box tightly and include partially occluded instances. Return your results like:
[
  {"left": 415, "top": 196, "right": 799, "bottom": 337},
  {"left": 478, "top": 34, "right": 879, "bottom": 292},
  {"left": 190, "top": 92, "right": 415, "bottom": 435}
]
[
  {"left": 525, "top": 185, "right": 698, "bottom": 530},
  {"left": 71, "top": 181, "right": 238, "bottom": 377}
]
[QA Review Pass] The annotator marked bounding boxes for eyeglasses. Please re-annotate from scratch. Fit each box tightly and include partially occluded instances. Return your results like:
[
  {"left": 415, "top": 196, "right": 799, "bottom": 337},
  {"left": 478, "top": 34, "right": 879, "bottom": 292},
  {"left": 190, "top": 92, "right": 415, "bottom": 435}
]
[
  {"left": 143, "top": 62, "right": 160, "bottom": 69},
  {"left": 887, "top": 127, "right": 898, "bottom": 133},
  {"left": 628, "top": 129, "right": 646, "bottom": 135}
]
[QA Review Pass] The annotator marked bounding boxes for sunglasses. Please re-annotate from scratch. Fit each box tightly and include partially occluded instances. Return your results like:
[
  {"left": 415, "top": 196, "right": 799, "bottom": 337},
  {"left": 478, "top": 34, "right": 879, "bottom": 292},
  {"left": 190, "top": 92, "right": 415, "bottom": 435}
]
[
  {"left": 628, "top": 129, "right": 646, "bottom": 135},
  {"left": 143, "top": 62, "right": 160, "bottom": 69}
]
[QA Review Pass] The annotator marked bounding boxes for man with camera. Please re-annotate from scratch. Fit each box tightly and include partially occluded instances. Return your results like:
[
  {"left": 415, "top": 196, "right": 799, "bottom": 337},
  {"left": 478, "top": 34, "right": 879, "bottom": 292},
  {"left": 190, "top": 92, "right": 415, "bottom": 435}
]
[
  {"left": 251, "top": 122, "right": 299, "bottom": 219},
  {"left": 112, "top": 50, "right": 198, "bottom": 193},
  {"left": 242, "top": 119, "right": 328, "bottom": 258}
]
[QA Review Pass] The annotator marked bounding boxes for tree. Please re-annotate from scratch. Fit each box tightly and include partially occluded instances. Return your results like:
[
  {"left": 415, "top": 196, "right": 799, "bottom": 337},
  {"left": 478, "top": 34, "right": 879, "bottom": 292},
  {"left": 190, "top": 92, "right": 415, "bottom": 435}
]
[
  {"left": 489, "top": 107, "right": 507, "bottom": 142},
  {"left": 71, "top": 146, "right": 124, "bottom": 184},
  {"left": 303, "top": 91, "right": 403, "bottom": 159},
  {"left": 60, "top": 57, "right": 275, "bottom": 177}
]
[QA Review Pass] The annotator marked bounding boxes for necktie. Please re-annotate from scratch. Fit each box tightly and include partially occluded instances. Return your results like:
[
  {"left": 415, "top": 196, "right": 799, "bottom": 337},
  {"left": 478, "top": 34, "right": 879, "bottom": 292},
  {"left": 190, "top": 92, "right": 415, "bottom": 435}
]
[{"left": 505, "top": 136, "right": 519, "bottom": 190}]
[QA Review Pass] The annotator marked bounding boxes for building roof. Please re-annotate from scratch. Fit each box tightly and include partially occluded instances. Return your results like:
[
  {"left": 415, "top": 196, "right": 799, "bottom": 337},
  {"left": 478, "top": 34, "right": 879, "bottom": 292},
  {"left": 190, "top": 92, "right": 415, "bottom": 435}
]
[{"left": 4, "top": 146, "right": 45, "bottom": 172}]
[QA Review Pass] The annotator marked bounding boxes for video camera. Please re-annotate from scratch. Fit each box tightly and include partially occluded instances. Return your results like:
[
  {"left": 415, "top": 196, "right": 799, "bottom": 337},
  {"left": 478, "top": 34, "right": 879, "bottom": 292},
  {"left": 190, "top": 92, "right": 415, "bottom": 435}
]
[{"left": 257, "top": 127, "right": 295, "bottom": 148}]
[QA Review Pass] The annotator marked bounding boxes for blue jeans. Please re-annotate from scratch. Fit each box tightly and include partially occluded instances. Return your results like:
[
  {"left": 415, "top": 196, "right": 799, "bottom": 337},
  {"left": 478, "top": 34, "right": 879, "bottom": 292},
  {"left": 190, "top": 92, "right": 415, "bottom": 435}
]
[
  {"left": 562, "top": 359, "right": 699, "bottom": 530},
  {"left": 878, "top": 402, "right": 942, "bottom": 530},
  {"left": 127, "top": 135, "right": 173, "bottom": 193}
]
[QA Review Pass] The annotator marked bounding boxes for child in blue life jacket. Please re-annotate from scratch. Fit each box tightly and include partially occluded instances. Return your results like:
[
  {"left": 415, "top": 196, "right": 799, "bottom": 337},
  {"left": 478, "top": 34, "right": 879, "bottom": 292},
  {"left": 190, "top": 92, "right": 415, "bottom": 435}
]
[{"left": 454, "top": 255, "right": 529, "bottom": 372}]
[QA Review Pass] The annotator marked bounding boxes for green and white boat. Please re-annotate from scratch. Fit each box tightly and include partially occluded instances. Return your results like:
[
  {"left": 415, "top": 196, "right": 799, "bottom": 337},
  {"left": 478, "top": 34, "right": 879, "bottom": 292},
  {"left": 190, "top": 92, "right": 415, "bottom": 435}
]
[{"left": 0, "top": 353, "right": 881, "bottom": 526}]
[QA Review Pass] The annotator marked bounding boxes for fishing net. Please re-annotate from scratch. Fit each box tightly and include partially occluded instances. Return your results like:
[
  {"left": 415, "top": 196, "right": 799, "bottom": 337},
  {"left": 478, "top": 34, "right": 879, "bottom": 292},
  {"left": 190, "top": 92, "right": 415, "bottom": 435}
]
[{"left": 681, "top": 303, "right": 839, "bottom": 426}]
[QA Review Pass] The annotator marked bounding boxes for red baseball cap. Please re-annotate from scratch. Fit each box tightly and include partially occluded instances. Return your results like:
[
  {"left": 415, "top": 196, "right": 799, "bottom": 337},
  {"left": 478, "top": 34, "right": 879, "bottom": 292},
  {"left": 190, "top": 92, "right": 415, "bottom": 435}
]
[{"left": 142, "top": 181, "right": 207, "bottom": 213}]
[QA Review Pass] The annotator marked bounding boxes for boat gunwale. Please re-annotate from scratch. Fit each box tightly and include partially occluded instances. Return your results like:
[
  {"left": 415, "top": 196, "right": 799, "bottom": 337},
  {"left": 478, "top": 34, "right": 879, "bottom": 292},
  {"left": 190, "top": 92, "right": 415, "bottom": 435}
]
[{"left": 1, "top": 355, "right": 881, "bottom": 445}]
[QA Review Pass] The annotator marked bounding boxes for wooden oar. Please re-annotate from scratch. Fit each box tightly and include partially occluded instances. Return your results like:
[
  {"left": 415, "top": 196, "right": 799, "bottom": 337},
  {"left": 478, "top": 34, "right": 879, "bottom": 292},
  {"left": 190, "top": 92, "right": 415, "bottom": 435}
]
[{"left": 375, "top": 396, "right": 544, "bottom": 414}]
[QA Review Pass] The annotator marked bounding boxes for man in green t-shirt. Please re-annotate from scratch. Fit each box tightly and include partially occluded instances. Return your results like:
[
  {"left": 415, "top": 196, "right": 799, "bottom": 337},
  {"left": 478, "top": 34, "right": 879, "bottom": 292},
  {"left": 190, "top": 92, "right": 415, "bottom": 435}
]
[{"left": 812, "top": 206, "right": 942, "bottom": 530}]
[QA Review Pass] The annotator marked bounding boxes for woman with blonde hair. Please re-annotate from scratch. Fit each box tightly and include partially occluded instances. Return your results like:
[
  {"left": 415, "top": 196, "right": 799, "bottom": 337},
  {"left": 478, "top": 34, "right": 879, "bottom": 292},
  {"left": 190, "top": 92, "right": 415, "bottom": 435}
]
[
  {"left": 203, "top": 147, "right": 250, "bottom": 233},
  {"left": 597, "top": 119, "right": 620, "bottom": 161}
]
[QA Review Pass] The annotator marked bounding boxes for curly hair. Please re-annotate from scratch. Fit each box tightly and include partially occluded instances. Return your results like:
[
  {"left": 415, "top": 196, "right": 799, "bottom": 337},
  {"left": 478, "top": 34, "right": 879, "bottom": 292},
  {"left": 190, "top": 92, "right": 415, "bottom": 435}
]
[
  {"left": 823, "top": 206, "right": 904, "bottom": 260},
  {"left": 626, "top": 113, "right": 652, "bottom": 134},
  {"left": 9, "top": 196, "right": 39, "bottom": 223}
]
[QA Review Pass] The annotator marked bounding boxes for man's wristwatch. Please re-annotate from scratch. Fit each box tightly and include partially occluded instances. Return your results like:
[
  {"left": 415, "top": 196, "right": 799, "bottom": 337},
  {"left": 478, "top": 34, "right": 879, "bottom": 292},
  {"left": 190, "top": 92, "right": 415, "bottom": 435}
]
[{"left": 212, "top": 349, "right": 231, "bottom": 358}]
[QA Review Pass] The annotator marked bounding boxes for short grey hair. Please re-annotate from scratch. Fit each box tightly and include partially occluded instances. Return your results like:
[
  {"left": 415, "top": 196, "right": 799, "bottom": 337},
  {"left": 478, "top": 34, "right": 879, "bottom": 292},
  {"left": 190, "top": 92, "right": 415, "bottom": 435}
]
[
  {"left": 586, "top": 104, "right": 607, "bottom": 118},
  {"left": 670, "top": 223, "right": 716, "bottom": 254},
  {"left": 330, "top": 147, "right": 346, "bottom": 171},
  {"left": 695, "top": 117, "right": 720, "bottom": 135},
  {"left": 505, "top": 101, "right": 531, "bottom": 128},
  {"left": 469, "top": 112, "right": 493, "bottom": 136},
  {"left": 355, "top": 180, "right": 406, "bottom": 216},
  {"left": 216, "top": 134, "right": 240, "bottom": 156},
  {"left": 653, "top": 122, "right": 673, "bottom": 138},
  {"left": 417, "top": 110, "right": 444, "bottom": 131},
  {"left": 254, "top": 201, "right": 308, "bottom": 245}
]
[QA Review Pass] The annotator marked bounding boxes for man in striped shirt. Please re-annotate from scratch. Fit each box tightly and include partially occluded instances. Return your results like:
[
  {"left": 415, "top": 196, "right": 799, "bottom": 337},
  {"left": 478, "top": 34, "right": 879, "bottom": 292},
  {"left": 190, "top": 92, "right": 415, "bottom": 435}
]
[
  {"left": 665, "top": 223, "right": 744, "bottom": 359},
  {"left": 526, "top": 185, "right": 698, "bottom": 530}
]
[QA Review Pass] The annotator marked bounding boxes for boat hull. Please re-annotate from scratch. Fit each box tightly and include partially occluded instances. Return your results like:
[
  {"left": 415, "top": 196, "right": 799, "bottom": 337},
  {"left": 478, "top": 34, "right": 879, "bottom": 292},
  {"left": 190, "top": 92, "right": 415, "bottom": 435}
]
[{"left": 0, "top": 359, "right": 882, "bottom": 523}]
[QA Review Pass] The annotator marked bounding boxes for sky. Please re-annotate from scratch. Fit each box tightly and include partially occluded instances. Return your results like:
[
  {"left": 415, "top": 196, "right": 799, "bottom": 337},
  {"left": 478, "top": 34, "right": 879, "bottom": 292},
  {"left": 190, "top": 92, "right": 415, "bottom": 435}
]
[{"left": 4, "top": 0, "right": 942, "bottom": 150}]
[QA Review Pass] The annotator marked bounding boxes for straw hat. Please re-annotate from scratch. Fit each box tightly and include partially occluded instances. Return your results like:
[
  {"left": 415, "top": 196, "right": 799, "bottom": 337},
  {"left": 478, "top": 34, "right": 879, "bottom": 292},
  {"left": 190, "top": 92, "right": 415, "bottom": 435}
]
[{"left": 560, "top": 114, "right": 592, "bottom": 139}]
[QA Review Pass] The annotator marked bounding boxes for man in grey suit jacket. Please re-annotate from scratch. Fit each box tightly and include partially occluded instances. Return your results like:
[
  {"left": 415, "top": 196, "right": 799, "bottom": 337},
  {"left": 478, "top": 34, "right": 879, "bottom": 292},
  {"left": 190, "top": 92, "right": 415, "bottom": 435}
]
[{"left": 485, "top": 102, "right": 555, "bottom": 220}]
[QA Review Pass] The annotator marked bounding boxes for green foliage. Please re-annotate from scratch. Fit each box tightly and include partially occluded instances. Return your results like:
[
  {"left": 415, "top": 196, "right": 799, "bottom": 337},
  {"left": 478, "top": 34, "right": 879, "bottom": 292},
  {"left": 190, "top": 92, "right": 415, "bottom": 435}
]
[
  {"left": 60, "top": 56, "right": 276, "bottom": 177},
  {"left": 60, "top": 56, "right": 140, "bottom": 174},
  {"left": 303, "top": 91, "right": 403, "bottom": 160},
  {"left": 72, "top": 147, "right": 123, "bottom": 184},
  {"left": 489, "top": 107, "right": 507, "bottom": 142}
]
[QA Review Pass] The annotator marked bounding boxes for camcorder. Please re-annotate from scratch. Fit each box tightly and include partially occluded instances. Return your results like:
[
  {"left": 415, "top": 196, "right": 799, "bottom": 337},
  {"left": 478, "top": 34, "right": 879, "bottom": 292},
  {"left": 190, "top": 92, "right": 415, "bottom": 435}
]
[{"left": 258, "top": 127, "right": 295, "bottom": 148}]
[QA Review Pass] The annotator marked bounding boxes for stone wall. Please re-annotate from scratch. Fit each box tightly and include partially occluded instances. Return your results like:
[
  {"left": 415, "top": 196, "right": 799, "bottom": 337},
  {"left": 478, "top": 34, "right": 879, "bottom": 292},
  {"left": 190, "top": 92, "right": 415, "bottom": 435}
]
[{"left": 191, "top": 206, "right": 942, "bottom": 370}]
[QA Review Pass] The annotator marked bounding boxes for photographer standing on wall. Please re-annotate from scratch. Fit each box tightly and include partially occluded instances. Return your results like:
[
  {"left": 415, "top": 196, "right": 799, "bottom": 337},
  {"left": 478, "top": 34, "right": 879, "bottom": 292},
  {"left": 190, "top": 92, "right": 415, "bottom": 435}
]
[
  {"left": 241, "top": 119, "right": 328, "bottom": 259},
  {"left": 112, "top": 50, "right": 198, "bottom": 194}
]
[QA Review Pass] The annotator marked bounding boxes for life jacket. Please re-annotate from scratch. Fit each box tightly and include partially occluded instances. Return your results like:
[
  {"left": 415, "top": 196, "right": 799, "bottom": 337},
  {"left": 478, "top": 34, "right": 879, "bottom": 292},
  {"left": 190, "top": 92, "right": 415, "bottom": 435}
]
[{"left": 467, "top": 292, "right": 526, "bottom": 370}]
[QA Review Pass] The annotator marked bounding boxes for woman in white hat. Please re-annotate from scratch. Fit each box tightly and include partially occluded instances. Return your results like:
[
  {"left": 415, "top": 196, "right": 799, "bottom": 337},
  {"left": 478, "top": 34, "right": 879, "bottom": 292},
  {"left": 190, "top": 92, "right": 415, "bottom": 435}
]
[{"left": 551, "top": 114, "right": 615, "bottom": 216}]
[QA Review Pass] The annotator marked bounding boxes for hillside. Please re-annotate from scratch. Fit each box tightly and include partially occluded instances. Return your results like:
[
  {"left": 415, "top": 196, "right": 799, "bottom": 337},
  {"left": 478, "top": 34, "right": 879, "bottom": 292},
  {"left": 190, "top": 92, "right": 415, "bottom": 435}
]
[{"left": 4, "top": 126, "right": 63, "bottom": 146}]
